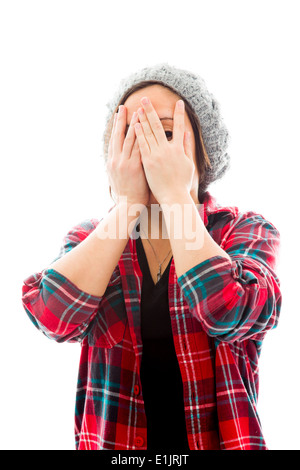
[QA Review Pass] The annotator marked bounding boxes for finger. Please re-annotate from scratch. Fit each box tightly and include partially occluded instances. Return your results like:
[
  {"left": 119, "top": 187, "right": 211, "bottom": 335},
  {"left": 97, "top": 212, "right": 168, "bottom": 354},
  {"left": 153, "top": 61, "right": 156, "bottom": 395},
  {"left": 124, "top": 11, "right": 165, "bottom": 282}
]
[
  {"left": 184, "top": 131, "right": 193, "bottom": 160},
  {"left": 140, "top": 97, "right": 166, "bottom": 145},
  {"left": 112, "top": 111, "right": 118, "bottom": 135},
  {"left": 130, "top": 135, "right": 141, "bottom": 160},
  {"left": 112, "top": 105, "right": 126, "bottom": 156},
  {"left": 108, "top": 113, "right": 118, "bottom": 158},
  {"left": 122, "top": 111, "right": 139, "bottom": 158},
  {"left": 173, "top": 99, "right": 185, "bottom": 144},
  {"left": 137, "top": 107, "right": 157, "bottom": 150},
  {"left": 134, "top": 122, "right": 150, "bottom": 159}
]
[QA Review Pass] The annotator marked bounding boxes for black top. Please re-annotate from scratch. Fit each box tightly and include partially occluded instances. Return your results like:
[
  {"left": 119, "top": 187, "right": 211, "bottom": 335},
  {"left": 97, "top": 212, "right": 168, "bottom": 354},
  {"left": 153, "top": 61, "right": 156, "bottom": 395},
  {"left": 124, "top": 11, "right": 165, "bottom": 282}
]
[{"left": 136, "top": 228, "right": 190, "bottom": 452}]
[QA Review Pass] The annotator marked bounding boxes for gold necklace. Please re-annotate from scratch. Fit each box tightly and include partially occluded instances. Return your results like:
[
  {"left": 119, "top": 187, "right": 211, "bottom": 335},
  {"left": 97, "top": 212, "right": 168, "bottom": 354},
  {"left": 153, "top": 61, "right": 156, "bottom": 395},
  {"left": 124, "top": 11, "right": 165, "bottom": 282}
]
[{"left": 139, "top": 223, "right": 172, "bottom": 282}]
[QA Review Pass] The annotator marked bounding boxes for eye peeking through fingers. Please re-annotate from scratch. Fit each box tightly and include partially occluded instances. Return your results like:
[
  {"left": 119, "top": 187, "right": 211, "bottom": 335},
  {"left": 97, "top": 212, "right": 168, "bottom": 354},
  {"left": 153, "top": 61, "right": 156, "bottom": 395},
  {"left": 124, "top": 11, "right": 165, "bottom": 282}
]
[{"left": 125, "top": 126, "right": 173, "bottom": 140}]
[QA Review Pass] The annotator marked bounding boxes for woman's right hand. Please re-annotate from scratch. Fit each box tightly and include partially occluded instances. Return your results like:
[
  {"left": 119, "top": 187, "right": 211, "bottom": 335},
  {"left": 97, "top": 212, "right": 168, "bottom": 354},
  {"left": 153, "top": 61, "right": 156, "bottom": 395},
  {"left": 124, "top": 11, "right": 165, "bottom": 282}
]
[{"left": 107, "top": 105, "right": 151, "bottom": 207}]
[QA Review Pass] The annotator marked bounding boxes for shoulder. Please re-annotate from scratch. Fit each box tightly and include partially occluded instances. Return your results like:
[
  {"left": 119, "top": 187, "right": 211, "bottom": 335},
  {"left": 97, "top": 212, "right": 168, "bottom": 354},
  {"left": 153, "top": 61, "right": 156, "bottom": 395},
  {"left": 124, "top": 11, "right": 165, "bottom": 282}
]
[
  {"left": 63, "top": 217, "right": 102, "bottom": 239},
  {"left": 70, "top": 205, "right": 116, "bottom": 238},
  {"left": 72, "top": 218, "right": 102, "bottom": 234},
  {"left": 53, "top": 217, "right": 103, "bottom": 261},
  {"left": 203, "top": 191, "right": 280, "bottom": 236},
  {"left": 222, "top": 209, "right": 281, "bottom": 239}
]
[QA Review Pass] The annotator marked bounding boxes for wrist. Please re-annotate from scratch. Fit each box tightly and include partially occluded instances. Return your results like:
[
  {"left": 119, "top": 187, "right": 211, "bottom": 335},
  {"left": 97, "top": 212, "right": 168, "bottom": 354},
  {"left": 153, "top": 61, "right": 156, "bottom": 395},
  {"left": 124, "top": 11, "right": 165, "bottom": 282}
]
[
  {"left": 97, "top": 201, "right": 144, "bottom": 241},
  {"left": 158, "top": 190, "right": 192, "bottom": 206},
  {"left": 116, "top": 195, "right": 146, "bottom": 208}
]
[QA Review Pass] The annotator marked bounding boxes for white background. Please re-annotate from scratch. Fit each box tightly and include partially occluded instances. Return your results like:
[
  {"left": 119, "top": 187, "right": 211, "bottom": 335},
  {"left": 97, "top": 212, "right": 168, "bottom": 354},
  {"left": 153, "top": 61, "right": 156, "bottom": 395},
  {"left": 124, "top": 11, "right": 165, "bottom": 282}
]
[{"left": 1, "top": 0, "right": 299, "bottom": 450}]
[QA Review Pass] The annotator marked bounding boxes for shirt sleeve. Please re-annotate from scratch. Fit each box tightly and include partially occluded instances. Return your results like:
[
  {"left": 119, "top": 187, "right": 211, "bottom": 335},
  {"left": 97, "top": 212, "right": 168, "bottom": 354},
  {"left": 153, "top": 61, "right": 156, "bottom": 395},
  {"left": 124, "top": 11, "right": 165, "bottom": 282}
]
[
  {"left": 177, "top": 211, "right": 282, "bottom": 343},
  {"left": 21, "top": 218, "right": 103, "bottom": 343}
]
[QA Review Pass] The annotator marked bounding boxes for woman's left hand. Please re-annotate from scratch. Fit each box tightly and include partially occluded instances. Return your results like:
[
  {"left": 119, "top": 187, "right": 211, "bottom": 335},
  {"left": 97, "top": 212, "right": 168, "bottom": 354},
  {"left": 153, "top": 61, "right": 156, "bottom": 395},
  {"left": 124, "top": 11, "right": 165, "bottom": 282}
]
[{"left": 134, "top": 97, "right": 195, "bottom": 205}]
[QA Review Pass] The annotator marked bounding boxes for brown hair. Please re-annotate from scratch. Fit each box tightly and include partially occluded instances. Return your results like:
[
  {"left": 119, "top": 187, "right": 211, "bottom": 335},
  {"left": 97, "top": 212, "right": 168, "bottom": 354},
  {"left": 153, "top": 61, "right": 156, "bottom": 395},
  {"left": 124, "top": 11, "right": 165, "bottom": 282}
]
[{"left": 103, "top": 80, "right": 212, "bottom": 204}]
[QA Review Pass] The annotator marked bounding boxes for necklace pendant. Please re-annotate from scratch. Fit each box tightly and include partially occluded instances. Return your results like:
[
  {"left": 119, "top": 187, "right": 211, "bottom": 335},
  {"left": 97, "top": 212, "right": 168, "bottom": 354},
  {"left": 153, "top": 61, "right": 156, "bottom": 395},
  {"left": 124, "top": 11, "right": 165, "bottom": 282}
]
[{"left": 157, "top": 266, "right": 162, "bottom": 282}]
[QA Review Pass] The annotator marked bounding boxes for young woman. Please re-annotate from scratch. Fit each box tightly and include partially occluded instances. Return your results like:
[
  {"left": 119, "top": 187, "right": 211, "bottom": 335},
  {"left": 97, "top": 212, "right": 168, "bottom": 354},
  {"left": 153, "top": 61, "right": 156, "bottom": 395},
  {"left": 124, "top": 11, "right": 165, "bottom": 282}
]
[{"left": 21, "top": 63, "right": 282, "bottom": 451}]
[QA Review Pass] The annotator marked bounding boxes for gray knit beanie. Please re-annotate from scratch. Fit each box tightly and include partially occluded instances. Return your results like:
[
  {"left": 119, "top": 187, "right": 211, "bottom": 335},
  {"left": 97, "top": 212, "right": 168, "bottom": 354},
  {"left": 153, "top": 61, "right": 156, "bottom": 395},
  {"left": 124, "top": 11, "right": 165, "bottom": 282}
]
[{"left": 102, "top": 62, "right": 230, "bottom": 187}]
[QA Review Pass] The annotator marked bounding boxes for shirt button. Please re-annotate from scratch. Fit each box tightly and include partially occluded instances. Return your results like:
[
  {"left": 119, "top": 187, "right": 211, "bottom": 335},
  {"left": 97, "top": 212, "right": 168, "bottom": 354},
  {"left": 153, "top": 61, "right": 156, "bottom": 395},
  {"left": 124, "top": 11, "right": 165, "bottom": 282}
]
[
  {"left": 134, "top": 385, "right": 140, "bottom": 395},
  {"left": 134, "top": 436, "right": 144, "bottom": 447}
]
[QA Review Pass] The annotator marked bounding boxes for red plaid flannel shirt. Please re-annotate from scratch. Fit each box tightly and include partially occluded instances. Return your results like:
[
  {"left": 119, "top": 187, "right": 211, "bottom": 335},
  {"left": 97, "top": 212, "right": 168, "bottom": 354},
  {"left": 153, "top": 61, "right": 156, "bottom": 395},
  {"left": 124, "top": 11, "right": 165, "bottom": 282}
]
[{"left": 21, "top": 191, "right": 282, "bottom": 450}]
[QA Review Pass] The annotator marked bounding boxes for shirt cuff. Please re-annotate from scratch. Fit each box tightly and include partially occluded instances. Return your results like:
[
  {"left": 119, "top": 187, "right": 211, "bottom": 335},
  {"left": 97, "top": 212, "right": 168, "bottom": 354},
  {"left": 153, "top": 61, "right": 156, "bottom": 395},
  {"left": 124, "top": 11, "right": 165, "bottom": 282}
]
[{"left": 177, "top": 255, "right": 260, "bottom": 312}]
